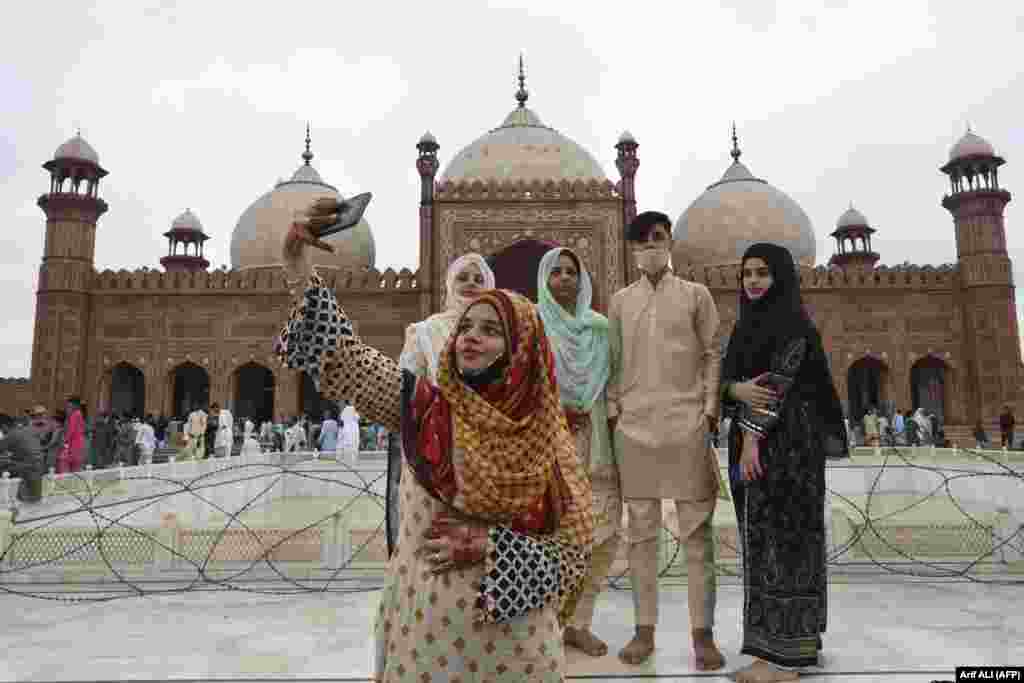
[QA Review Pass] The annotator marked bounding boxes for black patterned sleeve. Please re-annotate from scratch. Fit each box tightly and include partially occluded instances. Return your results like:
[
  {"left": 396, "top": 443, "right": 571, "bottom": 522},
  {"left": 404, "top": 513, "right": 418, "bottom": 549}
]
[
  {"left": 477, "top": 525, "right": 590, "bottom": 626},
  {"left": 277, "top": 272, "right": 401, "bottom": 434}
]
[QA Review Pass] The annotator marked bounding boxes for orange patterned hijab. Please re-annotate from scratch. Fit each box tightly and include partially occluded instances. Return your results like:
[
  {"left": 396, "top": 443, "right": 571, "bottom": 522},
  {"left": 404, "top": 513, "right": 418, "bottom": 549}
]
[{"left": 406, "top": 290, "right": 593, "bottom": 549}]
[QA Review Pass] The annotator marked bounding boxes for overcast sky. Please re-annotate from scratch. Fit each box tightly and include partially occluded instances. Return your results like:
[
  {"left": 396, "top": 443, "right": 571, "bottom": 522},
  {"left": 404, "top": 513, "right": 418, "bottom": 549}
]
[{"left": 2, "top": 0, "right": 1022, "bottom": 376}]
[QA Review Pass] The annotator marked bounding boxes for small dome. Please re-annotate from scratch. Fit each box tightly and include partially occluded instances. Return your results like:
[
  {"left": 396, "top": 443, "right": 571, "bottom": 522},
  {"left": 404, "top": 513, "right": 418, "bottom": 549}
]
[
  {"left": 618, "top": 130, "right": 636, "bottom": 144},
  {"left": 419, "top": 130, "right": 437, "bottom": 145},
  {"left": 837, "top": 205, "right": 869, "bottom": 228},
  {"left": 441, "top": 88, "right": 606, "bottom": 183},
  {"left": 171, "top": 209, "right": 204, "bottom": 233},
  {"left": 54, "top": 133, "right": 99, "bottom": 165},
  {"left": 949, "top": 129, "right": 995, "bottom": 161},
  {"left": 673, "top": 153, "right": 816, "bottom": 268}
]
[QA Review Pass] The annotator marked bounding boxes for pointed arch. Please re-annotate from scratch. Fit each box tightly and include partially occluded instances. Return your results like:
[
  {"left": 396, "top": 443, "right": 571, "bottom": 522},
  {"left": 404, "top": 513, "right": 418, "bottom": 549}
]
[
  {"left": 108, "top": 362, "right": 145, "bottom": 418},
  {"left": 232, "top": 362, "right": 275, "bottom": 424},
  {"left": 167, "top": 362, "right": 210, "bottom": 419},
  {"left": 486, "top": 238, "right": 559, "bottom": 303},
  {"left": 846, "top": 354, "right": 890, "bottom": 422},
  {"left": 910, "top": 355, "right": 951, "bottom": 424}
]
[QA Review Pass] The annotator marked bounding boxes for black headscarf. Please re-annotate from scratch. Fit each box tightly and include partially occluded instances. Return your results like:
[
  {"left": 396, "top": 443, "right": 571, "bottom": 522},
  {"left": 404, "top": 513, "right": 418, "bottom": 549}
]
[
  {"left": 722, "top": 243, "right": 847, "bottom": 454},
  {"left": 723, "top": 243, "right": 811, "bottom": 380}
]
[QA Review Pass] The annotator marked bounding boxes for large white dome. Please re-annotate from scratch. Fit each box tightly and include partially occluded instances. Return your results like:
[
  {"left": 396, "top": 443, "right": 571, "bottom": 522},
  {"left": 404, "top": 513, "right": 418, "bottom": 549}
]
[
  {"left": 440, "top": 79, "right": 606, "bottom": 183},
  {"left": 673, "top": 147, "right": 816, "bottom": 268},
  {"left": 230, "top": 144, "right": 375, "bottom": 272}
]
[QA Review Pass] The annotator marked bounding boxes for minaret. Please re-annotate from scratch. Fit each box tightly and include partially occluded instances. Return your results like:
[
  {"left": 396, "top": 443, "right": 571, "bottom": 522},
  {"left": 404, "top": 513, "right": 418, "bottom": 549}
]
[
  {"left": 33, "top": 133, "right": 108, "bottom": 407},
  {"left": 940, "top": 127, "right": 1016, "bottom": 422},
  {"left": 160, "top": 209, "right": 210, "bottom": 273},
  {"left": 828, "top": 204, "right": 880, "bottom": 269},
  {"left": 615, "top": 129, "right": 640, "bottom": 284},
  {"left": 615, "top": 130, "right": 639, "bottom": 227},
  {"left": 417, "top": 130, "right": 440, "bottom": 315}
]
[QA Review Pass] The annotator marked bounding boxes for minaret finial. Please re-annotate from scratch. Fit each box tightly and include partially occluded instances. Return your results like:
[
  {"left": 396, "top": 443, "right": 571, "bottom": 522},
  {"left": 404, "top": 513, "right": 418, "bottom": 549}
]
[
  {"left": 302, "top": 122, "right": 313, "bottom": 165},
  {"left": 730, "top": 122, "right": 741, "bottom": 162},
  {"left": 515, "top": 53, "right": 529, "bottom": 109}
]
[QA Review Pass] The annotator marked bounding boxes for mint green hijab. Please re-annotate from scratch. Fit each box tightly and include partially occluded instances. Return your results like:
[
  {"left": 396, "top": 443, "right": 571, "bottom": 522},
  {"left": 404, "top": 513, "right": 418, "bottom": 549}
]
[{"left": 536, "top": 247, "right": 610, "bottom": 412}]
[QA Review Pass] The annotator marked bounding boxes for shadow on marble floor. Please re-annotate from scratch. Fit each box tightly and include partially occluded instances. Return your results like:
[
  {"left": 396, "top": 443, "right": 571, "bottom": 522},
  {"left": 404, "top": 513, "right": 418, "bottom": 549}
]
[{"left": 0, "top": 579, "right": 1020, "bottom": 682}]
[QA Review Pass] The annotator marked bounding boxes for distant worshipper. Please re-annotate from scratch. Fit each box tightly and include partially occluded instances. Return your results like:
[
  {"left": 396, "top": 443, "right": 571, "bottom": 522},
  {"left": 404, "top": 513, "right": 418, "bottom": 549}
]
[
  {"left": 338, "top": 401, "right": 360, "bottom": 463},
  {"left": 58, "top": 397, "right": 86, "bottom": 473},
  {"left": 180, "top": 407, "right": 207, "bottom": 461},
  {"left": 609, "top": 211, "right": 725, "bottom": 669},
  {"left": 721, "top": 242, "right": 849, "bottom": 682},
  {"left": 863, "top": 407, "right": 880, "bottom": 447},
  {"left": 284, "top": 418, "right": 306, "bottom": 453},
  {"left": 279, "top": 200, "right": 594, "bottom": 682},
  {"left": 999, "top": 404, "right": 1015, "bottom": 448},
  {"left": 974, "top": 421, "right": 991, "bottom": 449},
  {"left": 133, "top": 417, "right": 156, "bottom": 465},
  {"left": 0, "top": 415, "right": 44, "bottom": 504},
  {"left": 213, "top": 403, "right": 233, "bottom": 458},
  {"left": 537, "top": 246, "right": 622, "bottom": 658},
  {"left": 241, "top": 418, "right": 261, "bottom": 456},
  {"left": 318, "top": 409, "right": 339, "bottom": 457},
  {"left": 893, "top": 409, "right": 906, "bottom": 445}
]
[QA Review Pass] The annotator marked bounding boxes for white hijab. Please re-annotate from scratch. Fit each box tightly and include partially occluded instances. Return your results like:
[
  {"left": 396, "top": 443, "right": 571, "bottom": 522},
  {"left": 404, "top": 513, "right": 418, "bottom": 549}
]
[{"left": 400, "top": 253, "right": 496, "bottom": 384}]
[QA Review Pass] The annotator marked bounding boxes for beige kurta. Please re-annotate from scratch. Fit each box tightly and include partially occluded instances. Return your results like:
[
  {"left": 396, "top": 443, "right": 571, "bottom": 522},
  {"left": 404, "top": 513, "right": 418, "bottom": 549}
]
[{"left": 608, "top": 271, "right": 721, "bottom": 500}]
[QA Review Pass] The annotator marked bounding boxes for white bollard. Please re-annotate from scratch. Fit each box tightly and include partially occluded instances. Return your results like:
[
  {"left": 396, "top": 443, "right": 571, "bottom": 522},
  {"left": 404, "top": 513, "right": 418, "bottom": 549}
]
[
  {"left": 117, "top": 461, "right": 125, "bottom": 481},
  {"left": 169, "top": 454, "right": 177, "bottom": 479}
]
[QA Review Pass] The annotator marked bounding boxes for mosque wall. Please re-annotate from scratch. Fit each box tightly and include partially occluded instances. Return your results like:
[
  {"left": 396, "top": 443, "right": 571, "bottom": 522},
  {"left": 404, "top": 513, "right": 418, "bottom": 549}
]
[
  {"left": 16, "top": 269, "right": 427, "bottom": 421},
  {"left": 0, "top": 379, "right": 33, "bottom": 416}
]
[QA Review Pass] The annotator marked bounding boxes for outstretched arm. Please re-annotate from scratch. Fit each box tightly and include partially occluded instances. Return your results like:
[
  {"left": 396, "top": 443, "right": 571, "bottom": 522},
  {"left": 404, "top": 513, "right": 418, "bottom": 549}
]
[{"left": 278, "top": 209, "right": 402, "bottom": 434}]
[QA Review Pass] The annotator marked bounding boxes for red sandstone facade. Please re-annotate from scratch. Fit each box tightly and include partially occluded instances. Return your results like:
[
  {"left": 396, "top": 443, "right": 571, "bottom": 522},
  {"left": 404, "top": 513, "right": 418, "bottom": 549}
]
[{"left": 1, "top": 130, "right": 1018, "bottom": 442}]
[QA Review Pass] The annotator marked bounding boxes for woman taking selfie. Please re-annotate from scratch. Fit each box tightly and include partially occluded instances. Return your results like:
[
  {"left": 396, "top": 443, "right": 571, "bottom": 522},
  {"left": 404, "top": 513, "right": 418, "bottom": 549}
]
[
  {"left": 278, "top": 201, "right": 593, "bottom": 682},
  {"left": 721, "top": 243, "right": 847, "bottom": 683}
]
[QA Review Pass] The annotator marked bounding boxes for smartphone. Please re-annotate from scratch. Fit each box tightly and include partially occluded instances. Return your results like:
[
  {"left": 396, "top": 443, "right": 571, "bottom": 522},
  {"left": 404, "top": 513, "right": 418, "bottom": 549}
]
[{"left": 313, "top": 192, "right": 373, "bottom": 238}]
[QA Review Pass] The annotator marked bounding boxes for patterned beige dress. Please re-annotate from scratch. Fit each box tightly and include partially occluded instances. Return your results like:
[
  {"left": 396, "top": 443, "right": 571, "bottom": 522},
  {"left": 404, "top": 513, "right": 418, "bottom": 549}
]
[{"left": 374, "top": 459, "right": 567, "bottom": 682}]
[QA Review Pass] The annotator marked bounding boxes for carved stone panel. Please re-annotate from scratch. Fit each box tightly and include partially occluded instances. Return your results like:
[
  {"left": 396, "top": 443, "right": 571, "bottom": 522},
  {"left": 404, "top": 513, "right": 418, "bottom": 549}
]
[{"left": 437, "top": 205, "right": 623, "bottom": 308}]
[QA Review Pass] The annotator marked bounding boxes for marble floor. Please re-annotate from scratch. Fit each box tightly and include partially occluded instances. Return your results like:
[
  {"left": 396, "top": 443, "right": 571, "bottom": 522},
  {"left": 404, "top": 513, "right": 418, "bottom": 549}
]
[{"left": 0, "top": 578, "right": 1021, "bottom": 682}]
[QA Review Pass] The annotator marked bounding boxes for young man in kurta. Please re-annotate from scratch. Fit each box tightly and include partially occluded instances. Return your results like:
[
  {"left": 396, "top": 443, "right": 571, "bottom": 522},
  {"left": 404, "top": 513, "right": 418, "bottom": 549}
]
[{"left": 609, "top": 211, "right": 725, "bottom": 669}]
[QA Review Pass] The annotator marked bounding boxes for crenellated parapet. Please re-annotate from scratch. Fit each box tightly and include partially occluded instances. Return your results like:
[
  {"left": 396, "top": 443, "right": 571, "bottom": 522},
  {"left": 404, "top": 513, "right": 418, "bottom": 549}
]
[
  {"left": 434, "top": 177, "right": 619, "bottom": 202},
  {"left": 676, "top": 263, "right": 961, "bottom": 291},
  {"left": 90, "top": 266, "right": 422, "bottom": 294}
]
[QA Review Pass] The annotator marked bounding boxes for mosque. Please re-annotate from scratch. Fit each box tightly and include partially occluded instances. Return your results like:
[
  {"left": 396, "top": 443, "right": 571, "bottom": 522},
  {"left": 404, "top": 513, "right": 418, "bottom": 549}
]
[{"left": 1, "top": 66, "right": 1018, "bottom": 441}]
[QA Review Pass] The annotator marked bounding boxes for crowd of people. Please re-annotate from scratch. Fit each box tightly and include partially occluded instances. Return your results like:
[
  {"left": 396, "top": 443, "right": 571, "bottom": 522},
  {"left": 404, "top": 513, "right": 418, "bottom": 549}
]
[
  {"left": 0, "top": 400, "right": 393, "bottom": 506},
  {"left": 852, "top": 403, "right": 1017, "bottom": 450}
]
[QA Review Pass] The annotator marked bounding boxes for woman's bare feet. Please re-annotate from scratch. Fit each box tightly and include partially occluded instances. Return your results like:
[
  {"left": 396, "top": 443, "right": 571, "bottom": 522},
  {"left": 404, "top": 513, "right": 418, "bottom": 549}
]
[
  {"left": 734, "top": 659, "right": 799, "bottom": 682},
  {"left": 564, "top": 626, "right": 609, "bottom": 657},
  {"left": 618, "top": 625, "right": 655, "bottom": 664}
]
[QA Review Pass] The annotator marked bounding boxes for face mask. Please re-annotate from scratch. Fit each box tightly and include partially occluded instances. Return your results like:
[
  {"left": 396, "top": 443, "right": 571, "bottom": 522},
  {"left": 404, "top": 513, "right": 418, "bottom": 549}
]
[
  {"left": 459, "top": 354, "right": 509, "bottom": 391},
  {"left": 635, "top": 247, "right": 670, "bottom": 272}
]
